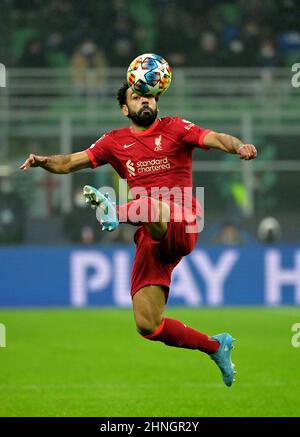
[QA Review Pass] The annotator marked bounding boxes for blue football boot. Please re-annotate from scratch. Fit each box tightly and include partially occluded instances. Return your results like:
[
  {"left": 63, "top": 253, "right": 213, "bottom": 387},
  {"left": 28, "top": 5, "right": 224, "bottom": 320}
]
[
  {"left": 83, "top": 185, "right": 119, "bottom": 232},
  {"left": 210, "top": 333, "right": 236, "bottom": 387}
]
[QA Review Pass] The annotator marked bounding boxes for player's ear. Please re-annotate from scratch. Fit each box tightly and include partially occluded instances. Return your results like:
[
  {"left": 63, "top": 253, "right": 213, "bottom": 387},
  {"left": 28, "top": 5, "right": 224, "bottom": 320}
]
[{"left": 121, "top": 104, "right": 129, "bottom": 117}]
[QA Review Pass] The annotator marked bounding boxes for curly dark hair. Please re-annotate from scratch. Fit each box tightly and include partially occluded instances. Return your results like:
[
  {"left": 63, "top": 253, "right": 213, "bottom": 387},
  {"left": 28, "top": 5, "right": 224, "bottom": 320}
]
[
  {"left": 116, "top": 82, "right": 130, "bottom": 108},
  {"left": 116, "top": 82, "right": 159, "bottom": 108}
]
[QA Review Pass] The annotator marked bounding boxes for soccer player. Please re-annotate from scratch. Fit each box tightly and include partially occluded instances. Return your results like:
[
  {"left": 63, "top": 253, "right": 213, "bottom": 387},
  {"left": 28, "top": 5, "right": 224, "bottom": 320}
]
[{"left": 20, "top": 83, "right": 257, "bottom": 387}]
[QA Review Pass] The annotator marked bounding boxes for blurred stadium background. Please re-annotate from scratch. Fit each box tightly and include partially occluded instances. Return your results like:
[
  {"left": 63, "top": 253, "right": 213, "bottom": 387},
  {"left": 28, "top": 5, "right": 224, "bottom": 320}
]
[{"left": 0, "top": 0, "right": 300, "bottom": 417}]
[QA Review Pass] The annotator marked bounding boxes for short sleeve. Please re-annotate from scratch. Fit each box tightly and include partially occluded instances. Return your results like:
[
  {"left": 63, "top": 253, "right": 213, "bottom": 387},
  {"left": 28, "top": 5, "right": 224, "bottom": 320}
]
[
  {"left": 85, "top": 133, "right": 112, "bottom": 168},
  {"left": 175, "top": 117, "right": 211, "bottom": 150}
]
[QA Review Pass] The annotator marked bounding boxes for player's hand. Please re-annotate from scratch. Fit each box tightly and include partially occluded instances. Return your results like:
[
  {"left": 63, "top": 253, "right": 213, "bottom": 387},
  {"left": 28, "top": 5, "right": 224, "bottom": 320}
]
[
  {"left": 19, "top": 154, "right": 48, "bottom": 171},
  {"left": 237, "top": 144, "right": 257, "bottom": 160}
]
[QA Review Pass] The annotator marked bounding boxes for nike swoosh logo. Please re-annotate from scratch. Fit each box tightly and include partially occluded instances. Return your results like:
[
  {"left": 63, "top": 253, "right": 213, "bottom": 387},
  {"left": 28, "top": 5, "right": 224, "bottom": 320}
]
[{"left": 123, "top": 142, "right": 136, "bottom": 149}]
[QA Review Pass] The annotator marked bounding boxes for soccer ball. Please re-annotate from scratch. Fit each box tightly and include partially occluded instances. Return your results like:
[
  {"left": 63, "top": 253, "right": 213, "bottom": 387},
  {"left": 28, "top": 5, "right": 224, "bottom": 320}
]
[{"left": 127, "top": 53, "right": 172, "bottom": 97}]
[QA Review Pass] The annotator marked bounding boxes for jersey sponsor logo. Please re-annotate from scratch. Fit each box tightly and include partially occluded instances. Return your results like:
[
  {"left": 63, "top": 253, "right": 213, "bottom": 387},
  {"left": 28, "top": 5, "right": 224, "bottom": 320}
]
[
  {"left": 126, "top": 157, "right": 171, "bottom": 177},
  {"left": 137, "top": 157, "right": 170, "bottom": 173},
  {"left": 126, "top": 159, "right": 135, "bottom": 176},
  {"left": 154, "top": 135, "right": 163, "bottom": 151},
  {"left": 123, "top": 142, "right": 136, "bottom": 149}
]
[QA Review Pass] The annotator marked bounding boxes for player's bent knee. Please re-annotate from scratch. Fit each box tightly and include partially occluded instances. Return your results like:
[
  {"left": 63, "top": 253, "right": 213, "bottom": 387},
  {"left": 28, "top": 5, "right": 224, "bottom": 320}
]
[{"left": 144, "top": 199, "right": 170, "bottom": 240}]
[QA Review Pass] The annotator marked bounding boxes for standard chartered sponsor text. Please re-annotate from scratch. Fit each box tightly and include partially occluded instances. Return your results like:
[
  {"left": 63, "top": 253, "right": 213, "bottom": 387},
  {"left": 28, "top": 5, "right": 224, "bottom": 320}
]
[{"left": 137, "top": 157, "right": 170, "bottom": 173}]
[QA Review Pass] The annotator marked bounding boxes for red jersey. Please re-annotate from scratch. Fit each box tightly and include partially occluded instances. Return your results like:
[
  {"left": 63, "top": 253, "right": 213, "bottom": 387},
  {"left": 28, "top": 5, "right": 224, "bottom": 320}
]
[{"left": 85, "top": 116, "right": 211, "bottom": 216}]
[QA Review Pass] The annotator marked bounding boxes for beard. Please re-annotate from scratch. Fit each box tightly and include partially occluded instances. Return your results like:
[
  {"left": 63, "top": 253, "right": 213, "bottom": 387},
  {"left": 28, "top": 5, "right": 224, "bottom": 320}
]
[{"left": 127, "top": 105, "right": 158, "bottom": 127}]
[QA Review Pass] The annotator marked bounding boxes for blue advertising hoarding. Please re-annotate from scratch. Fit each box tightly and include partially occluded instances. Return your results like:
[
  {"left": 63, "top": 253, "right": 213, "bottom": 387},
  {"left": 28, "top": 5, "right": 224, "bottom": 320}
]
[{"left": 0, "top": 245, "right": 299, "bottom": 307}]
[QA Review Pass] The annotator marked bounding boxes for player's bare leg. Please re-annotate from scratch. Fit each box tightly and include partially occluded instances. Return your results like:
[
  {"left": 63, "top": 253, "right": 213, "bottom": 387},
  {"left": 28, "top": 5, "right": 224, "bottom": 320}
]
[
  {"left": 133, "top": 284, "right": 236, "bottom": 387},
  {"left": 132, "top": 285, "right": 166, "bottom": 336}
]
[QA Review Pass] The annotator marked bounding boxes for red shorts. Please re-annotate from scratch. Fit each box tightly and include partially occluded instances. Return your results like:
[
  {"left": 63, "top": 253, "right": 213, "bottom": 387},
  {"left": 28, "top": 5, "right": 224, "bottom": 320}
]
[{"left": 131, "top": 203, "right": 199, "bottom": 299}]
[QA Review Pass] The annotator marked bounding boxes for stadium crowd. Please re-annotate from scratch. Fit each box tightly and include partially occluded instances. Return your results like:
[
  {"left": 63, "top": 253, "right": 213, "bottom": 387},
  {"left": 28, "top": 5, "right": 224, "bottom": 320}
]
[{"left": 3, "top": 0, "right": 300, "bottom": 69}]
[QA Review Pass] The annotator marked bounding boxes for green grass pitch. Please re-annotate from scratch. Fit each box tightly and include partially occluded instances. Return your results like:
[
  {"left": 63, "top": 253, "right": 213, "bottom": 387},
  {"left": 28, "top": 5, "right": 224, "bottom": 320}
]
[{"left": 0, "top": 308, "right": 299, "bottom": 417}]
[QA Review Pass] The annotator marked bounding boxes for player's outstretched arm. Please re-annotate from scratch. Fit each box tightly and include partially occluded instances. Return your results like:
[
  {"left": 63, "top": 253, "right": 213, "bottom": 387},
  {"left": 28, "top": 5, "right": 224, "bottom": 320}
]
[
  {"left": 19, "top": 151, "right": 91, "bottom": 173},
  {"left": 203, "top": 131, "right": 257, "bottom": 160}
]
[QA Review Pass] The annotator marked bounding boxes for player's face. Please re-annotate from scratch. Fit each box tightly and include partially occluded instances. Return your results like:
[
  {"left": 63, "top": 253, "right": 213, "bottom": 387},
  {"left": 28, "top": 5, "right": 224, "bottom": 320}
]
[{"left": 122, "top": 89, "right": 158, "bottom": 127}]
